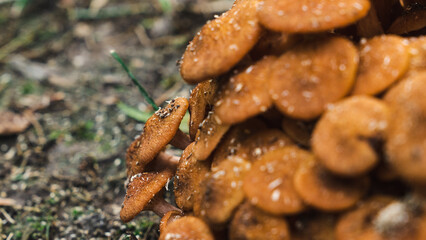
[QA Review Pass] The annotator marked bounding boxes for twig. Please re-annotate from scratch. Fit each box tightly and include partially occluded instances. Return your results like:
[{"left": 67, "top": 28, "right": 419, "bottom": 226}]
[
  {"left": 23, "top": 110, "right": 46, "bottom": 146},
  {"left": 5, "top": 233, "right": 13, "bottom": 240},
  {"left": 134, "top": 25, "right": 151, "bottom": 47},
  {"left": 0, "top": 208, "right": 16, "bottom": 224},
  {"left": 110, "top": 50, "right": 159, "bottom": 111},
  {"left": 0, "top": 198, "right": 16, "bottom": 206}
]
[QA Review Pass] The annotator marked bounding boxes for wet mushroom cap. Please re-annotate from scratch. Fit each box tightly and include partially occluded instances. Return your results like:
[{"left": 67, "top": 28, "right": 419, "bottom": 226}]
[
  {"left": 126, "top": 97, "right": 189, "bottom": 176},
  {"left": 179, "top": 0, "right": 262, "bottom": 83},
  {"left": 159, "top": 216, "right": 215, "bottom": 240},
  {"left": 257, "top": 0, "right": 371, "bottom": 33},
  {"left": 243, "top": 146, "right": 310, "bottom": 215},
  {"left": 214, "top": 56, "right": 275, "bottom": 125},
  {"left": 120, "top": 169, "right": 174, "bottom": 222},
  {"left": 192, "top": 111, "right": 231, "bottom": 161},
  {"left": 230, "top": 201, "right": 291, "bottom": 240},
  {"left": 294, "top": 159, "right": 369, "bottom": 211},
  {"left": 312, "top": 96, "right": 390, "bottom": 176},
  {"left": 189, "top": 80, "right": 218, "bottom": 140},
  {"left": 174, "top": 142, "right": 210, "bottom": 211},
  {"left": 384, "top": 71, "right": 426, "bottom": 184},
  {"left": 194, "top": 156, "right": 251, "bottom": 226},
  {"left": 351, "top": 35, "right": 410, "bottom": 96},
  {"left": 269, "top": 36, "right": 358, "bottom": 120}
]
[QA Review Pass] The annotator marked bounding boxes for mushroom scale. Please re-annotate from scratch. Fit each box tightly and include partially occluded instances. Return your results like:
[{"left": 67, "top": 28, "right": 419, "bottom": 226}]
[
  {"left": 269, "top": 36, "right": 359, "bottom": 120},
  {"left": 257, "top": 0, "right": 371, "bottom": 33},
  {"left": 179, "top": 0, "right": 263, "bottom": 83},
  {"left": 312, "top": 96, "right": 390, "bottom": 177}
]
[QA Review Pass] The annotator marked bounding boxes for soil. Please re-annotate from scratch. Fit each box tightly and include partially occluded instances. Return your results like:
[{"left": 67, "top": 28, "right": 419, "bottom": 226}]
[{"left": 0, "top": 0, "right": 233, "bottom": 239}]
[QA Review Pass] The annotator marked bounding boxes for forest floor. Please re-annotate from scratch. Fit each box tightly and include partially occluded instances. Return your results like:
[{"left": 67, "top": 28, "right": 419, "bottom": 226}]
[{"left": 0, "top": 0, "right": 232, "bottom": 239}]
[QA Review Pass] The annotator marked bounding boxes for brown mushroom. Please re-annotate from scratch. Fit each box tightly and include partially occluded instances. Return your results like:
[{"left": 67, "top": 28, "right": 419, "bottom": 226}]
[
  {"left": 294, "top": 158, "right": 369, "bottom": 211},
  {"left": 281, "top": 117, "right": 315, "bottom": 147},
  {"left": 179, "top": 0, "right": 263, "bottom": 83},
  {"left": 211, "top": 118, "right": 267, "bottom": 168},
  {"left": 312, "top": 96, "right": 390, "bottom": 176},
  {"left": 229, "top": 201, "right": 291, "bottom": 240},
  {"left": 174, "top": 142, "right": 210, "bottom": 211},
  {"left": 194, "top": 156, "right": 251, "bottom": 227},
  {"left": 243, "top": 146, "right": 310, "bottom": 215},
  {"left": 192, "top": 110, "right": 231, "bottom": 161},
  {"left": 257, "top": 0, "right": 371, "bottom": 33},
  {"left": 188, "top": 80, "right": 218, "bottom": 140},
  {"left": 159, "top": 210, "right": 183, "bottom": 234},
  {"left": 336, "top": 195, "right": 426, "bottom": 240},
  {"left": 126, "top": 97, "right": 191, "bottom": 176},
  {"left": 159, "top": 216, "right": 215, "bottom": 240},
  {"left": 351, "top": 35, "right": 410, "bottom": 96},
  {"left": 269, "top": 36, "right": 358, "bottom": 120},
  {"left": 384, "top": 71, "right": 426, "bottom": 184},
  {"left": 214, "top": 56, "right": 275, "bottom": 125},
  {"left": 407, "top": 36, "right": 426, "bottom": 73},
  {"left": 387, "top": 9, "right": 426, "bottom": 35},
  {"left": 120, "top": 169, "right": 181, "bottom": 222}
]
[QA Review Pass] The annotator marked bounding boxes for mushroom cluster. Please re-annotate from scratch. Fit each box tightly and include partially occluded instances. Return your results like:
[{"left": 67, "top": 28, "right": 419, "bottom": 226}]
[{"left": 120, "top": 0, "right": 426, "bottom": 239}]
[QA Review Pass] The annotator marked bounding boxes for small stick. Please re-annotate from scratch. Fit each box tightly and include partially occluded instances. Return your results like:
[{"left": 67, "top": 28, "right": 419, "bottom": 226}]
[
  {"left": 0, "top": 197, "right": 16, "bottom": 206},
  {"left": 110, "top": 50, "right": 159, "bottom": 111},
  {"left": 0, "top": 208, "right": 16, "bottom": 224}
]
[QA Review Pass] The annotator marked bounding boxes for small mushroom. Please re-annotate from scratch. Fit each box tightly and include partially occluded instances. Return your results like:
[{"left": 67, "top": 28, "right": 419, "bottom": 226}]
[
  {"left": 269, "top": 36, "right": 358, "bottom": 120},
  {"left": 214, "top": 56, "right": 275, "bottom": 125},
  {"left": 243, "top": 146, "right": 310, "bottom": 215},
  {"left": 257, "top": 0, "right": 371, "bottom": 33},
  {"left": 188, "top": 80, "right": 218, "bottom": 140},
  {"left": 194, "top": 156, "right": 251, "bottom": 227},
  {"left": 336, "top": 195, "right": 426, "bottom": 240},
  {"left": 179, "top": 0, "right": 263, "bottom": 83},
  {"left": 351, "top": 35, "right": 410, "bottom": 96},
  {"left": 192, "top": 110, "right": 231, "bottom": 161},
  {"left": 120, "top": 169, "right": 181, "bottom": 222},
  {"left": 229, "top": 201, "right": 291, "bottom": 240},
  {"left": 174, "top": 142, "right": 210, "bottom": 211},
  {"left": 294, "top": 158, "right": 369, "bottom": 211},
  {"left": 159, "top": 216, "right": 215, "bottom": 240},
  {"left": 384, "top": 71, "right": 426, "bottom": 184},
  {"left": 126, "top": 97, "right": 191, "bottom": 176},
  {"left": 159, "top": 210, "right": 183, "bottom": 234},
  {"left": 312, "top": 96, "right": 390, "bottom": 176}
]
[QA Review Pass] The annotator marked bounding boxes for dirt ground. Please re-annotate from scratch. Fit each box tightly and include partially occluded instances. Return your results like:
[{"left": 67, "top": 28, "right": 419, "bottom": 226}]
[{"left": 0, "top": 0, "right": 232, "bottom": 239}]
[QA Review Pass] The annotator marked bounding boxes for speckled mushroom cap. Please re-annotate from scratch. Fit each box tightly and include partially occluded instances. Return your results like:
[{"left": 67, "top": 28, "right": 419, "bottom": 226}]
[
  {"left": 120, "top": 169, "right": 174, "bottom": 222},
  {"left": 230, "top": 201, "right": 291, "bottom": 240},
  {"left": 174, "top": 142, "right": 210, "bottom": 211},
  {"left": 407, "top": 36, "right": 426, "bottom": 73},
  {"left": 243, "top": 146, "right": 310, "bottom": 215},
  {"left": 294, "top": 158, "right": 369, "bottom": 211},
  {"left": 126, "top": 97, "right": 189, "bottom": 176},
  {"left": 257, "top": 0, "right": 371, "bottom": 33},
  {"left": 192, "top": 110, "right": 231, "bottom": 161},
  {"left": 159, "top": 216, "right": 214, "bottom": 240},
  {"left": 312, "top": 96, "right": 390, "bottom": 176},
  {"left": 214, "top": 56, "right": 275, "bottom": 125},
  {"left": 384, "top": 71, "right": 426, "bottom": 184},
  {"left": 336, "top": 195, "right": 426, "bottom": 240},
  {"left": 351, "top": 35, "right": 410, "bottom": 96},
  {"left": 188, "top": 80, "right": 218, "bottom": 140},
  {"left": 194, "top": 156, "right": 251, "bottom": 227},
  {"left": 180, "top": 0, "right": 262, "bottom": 83},
  {"left": 269, "top": 36, "right": 359, "bottom": 120}
]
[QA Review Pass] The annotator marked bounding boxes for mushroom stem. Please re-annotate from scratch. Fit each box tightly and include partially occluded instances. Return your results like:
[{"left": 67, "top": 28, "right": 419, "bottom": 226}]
[
  {"left": 148, "top": 195, "right": 183, "bottom": 217},
  {"left": 170, "top": 129, "right": 192, "bottom": 150},
  {"left": 147, "top": 151, "right": 180, "bottom": 172}
]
